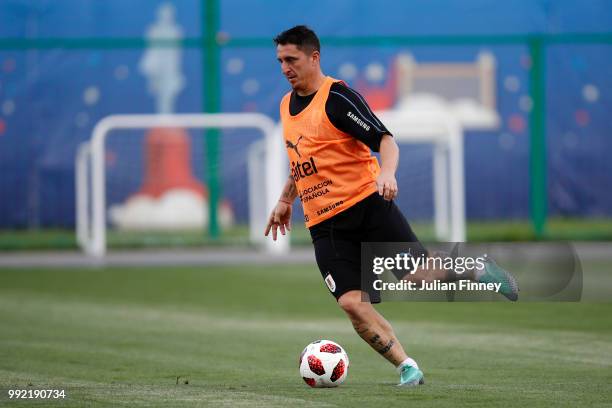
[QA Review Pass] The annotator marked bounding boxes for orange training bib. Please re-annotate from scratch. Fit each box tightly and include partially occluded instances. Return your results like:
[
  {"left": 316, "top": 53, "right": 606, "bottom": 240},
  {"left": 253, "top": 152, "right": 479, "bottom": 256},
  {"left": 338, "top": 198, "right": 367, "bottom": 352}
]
[{"left": 280, "top": 76, "right": 380, "bottom": 227}]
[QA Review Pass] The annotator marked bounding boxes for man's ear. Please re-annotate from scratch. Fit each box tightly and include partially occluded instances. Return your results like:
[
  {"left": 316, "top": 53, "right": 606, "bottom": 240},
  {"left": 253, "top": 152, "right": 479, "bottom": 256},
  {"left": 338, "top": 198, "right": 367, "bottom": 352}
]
[{"left": 311, "top": 50, "right": 320, "bottom": 65}]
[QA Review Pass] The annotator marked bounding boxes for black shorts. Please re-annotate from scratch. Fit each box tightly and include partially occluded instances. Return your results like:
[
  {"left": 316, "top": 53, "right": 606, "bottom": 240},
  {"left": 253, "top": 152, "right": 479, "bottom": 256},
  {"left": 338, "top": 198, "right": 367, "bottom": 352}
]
[{"left": 309, "top": 193, "right": 427, "bottom": 303}]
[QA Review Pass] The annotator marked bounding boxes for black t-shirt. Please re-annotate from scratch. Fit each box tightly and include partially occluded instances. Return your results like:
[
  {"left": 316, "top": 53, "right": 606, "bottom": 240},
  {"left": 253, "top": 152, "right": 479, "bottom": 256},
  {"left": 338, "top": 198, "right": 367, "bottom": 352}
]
[{"left": 288, "top": 81, "right": 391, "bottom": 152}]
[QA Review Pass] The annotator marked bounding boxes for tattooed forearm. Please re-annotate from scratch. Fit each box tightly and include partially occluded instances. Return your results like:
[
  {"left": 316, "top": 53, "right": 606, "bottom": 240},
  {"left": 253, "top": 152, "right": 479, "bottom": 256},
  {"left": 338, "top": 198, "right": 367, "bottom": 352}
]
[{"left": 281, "top": 177, "right": 298, "bottom": 200}]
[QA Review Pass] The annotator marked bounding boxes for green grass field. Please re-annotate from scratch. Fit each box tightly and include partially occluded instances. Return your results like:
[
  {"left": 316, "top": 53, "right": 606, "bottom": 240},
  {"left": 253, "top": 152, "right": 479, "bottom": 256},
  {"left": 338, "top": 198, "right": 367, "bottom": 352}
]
[{"left": 1, "top": 265, "right": 611, "bottom": 407}]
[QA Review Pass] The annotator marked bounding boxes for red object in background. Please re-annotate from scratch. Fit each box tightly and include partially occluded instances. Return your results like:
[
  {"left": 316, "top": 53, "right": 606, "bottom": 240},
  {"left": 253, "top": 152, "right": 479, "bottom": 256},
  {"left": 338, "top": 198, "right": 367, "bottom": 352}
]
[
  {"left": 0, "top": 119, "right": 6, "bottom": 135},
  {"left": 355, "top": 62, "right": 398, "bottom": 111},
  {"left": 575, "top": 109, "right": 590, "bottom": 127},
  {"left": 136, "top": 127, "right": 206, "bottom": 198},
  {"left": 507, "top": 114, "right": 526, "bottom": 133}
]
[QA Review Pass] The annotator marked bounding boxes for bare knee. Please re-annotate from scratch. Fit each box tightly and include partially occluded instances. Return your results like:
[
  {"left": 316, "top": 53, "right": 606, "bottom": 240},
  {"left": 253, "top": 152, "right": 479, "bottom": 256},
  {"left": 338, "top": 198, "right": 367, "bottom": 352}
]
[{"left": 337, "top": 291, "right": 372, "bottom": 324}]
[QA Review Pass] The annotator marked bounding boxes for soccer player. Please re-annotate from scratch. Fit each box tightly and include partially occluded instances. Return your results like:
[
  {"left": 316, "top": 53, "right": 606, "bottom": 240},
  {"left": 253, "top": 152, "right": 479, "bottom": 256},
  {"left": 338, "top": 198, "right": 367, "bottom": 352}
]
[{"left": 264, "top": 25, "right": 518, "bottom": 386}]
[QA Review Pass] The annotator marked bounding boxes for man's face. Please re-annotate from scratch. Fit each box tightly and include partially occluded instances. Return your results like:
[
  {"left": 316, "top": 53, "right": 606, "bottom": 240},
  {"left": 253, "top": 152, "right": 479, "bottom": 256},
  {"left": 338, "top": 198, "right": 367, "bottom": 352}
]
[{"left": 276, "top": 43, "right": 318, "bottom": 92}]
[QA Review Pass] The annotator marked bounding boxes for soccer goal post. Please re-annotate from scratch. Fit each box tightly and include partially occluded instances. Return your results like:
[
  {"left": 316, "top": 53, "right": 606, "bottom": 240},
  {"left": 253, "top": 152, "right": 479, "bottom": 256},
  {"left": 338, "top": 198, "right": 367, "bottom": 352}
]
[
  {"left": 376, "top": 110, "right": 466, "bottom": 242},
  {"left": 76, "top": 113, "right": 287, "bottom": 257}
]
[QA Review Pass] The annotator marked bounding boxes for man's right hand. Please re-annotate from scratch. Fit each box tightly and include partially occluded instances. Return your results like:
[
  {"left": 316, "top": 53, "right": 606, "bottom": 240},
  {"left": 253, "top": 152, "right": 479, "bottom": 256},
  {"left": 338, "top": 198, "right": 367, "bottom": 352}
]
[{"left": 264, "top": 201, "right": 292, "bottom": 241}]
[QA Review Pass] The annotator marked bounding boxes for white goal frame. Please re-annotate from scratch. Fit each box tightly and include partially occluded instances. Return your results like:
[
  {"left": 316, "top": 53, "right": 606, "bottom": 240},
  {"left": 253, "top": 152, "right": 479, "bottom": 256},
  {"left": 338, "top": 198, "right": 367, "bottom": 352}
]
[{"left": 76, "top": 113, "right": 287, "bottom": 257}]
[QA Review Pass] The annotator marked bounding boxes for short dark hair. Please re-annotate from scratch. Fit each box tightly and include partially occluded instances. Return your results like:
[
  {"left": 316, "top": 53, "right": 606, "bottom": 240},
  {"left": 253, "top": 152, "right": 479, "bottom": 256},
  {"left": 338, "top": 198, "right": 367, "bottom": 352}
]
[{"left": 273, "top": 25, "right": 320, "bottom": 54}]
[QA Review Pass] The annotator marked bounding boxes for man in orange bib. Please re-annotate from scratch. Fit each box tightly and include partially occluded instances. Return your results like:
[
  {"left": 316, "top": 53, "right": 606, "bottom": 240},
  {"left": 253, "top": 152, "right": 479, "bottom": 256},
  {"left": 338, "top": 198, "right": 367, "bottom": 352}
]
[{"left": 264, "top": 25, "right": 518, "bottom": 387}]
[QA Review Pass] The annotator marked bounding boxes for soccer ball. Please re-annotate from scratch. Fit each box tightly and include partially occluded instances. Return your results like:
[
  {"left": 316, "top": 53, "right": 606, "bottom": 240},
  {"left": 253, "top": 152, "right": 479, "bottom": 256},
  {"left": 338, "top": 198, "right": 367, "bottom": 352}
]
[{"left": 299, "top": 340, "right": 349, "bottom": 388}]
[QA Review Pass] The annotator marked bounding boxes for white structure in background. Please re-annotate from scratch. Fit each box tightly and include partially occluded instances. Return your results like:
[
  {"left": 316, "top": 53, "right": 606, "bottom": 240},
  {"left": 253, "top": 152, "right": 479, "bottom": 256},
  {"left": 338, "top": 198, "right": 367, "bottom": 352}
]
[
  {"left": 76, "top": 113, "right": 287, "bottom": 257},
  {"left": 138, "top": 2, "right": 184, "bottom": 114},
  {"left": 376, "top": 111, "right": 465, "bottom": 241},
  {"left": 392, "top": 52, "right": 499, "bottom": 130},
  {"left": 373, "top": 52, "right": 500, "bottom": 242}
]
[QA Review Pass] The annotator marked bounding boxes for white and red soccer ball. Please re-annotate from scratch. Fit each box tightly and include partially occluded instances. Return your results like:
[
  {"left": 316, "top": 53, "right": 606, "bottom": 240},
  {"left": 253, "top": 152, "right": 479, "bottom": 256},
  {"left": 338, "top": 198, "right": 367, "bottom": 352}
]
[{"left": 299, "top": 340, "right": 349, "bottom": 388}]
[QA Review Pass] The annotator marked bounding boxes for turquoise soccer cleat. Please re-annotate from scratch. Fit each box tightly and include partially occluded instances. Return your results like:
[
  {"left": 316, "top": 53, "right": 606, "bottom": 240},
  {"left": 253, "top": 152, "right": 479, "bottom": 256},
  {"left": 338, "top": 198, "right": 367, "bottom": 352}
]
[
  {"left": 397, "top": 365, "right": 425, "bottom": 387},
  {"left": 478, "top": 257, "right": 520, "bottom": 301}
]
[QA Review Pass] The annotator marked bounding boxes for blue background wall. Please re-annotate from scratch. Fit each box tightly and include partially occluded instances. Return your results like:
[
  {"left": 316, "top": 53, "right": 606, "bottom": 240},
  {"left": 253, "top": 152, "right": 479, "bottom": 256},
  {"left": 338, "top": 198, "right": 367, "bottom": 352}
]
[{"left": 0, "top": 0, "right": 611, "bottom": 227}]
